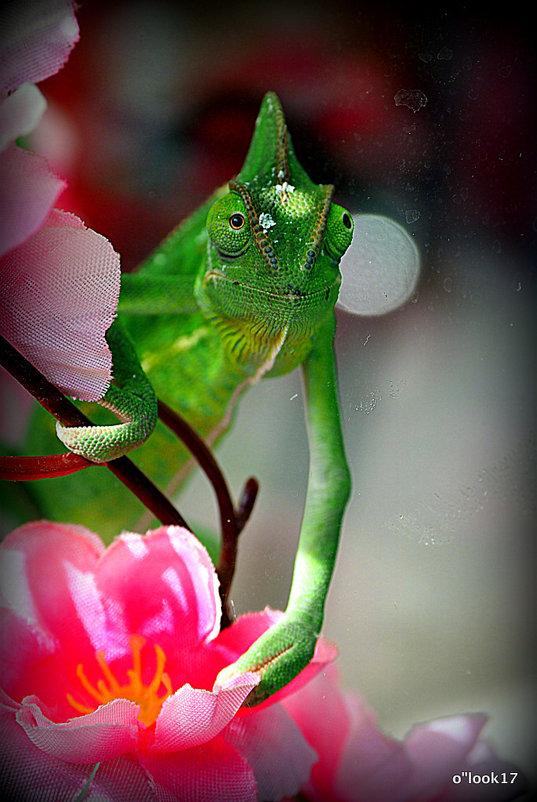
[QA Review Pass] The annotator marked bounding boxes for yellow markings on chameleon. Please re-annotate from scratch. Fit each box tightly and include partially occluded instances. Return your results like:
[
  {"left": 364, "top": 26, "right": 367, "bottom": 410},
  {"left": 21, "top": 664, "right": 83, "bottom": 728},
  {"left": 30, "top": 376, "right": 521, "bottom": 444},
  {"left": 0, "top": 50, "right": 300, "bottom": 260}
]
[{"left": 141, "top": 326, "right": 210, "bottom": 372}]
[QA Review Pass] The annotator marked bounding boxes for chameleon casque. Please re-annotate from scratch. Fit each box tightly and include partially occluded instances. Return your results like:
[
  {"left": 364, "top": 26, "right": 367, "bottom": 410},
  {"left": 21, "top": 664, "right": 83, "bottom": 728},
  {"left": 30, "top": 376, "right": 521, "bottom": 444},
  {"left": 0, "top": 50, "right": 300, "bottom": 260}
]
[{"left": 18, "top": 92, "right": 353, "bottom": 703}]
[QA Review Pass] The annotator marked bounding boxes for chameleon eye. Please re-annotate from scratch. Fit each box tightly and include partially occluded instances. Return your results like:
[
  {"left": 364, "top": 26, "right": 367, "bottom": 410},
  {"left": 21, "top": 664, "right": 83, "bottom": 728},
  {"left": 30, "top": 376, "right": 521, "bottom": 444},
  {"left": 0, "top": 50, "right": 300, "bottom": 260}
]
[
  {"left": 207, "top": 193, "right": 251, "bottom": 257},
  {"left": 229, "top": 213, "right": 245, "bottom": 230},
  {"left": 324, "top": 203, "right": 354, "bottom": 260}
]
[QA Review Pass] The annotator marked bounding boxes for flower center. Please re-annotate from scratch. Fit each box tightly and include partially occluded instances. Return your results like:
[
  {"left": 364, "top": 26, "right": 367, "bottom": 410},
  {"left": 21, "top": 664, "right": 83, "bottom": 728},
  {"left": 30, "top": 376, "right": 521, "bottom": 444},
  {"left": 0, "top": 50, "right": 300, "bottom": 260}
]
[{"left": 67, "top": 634, "right": 172, "bottom": 727}]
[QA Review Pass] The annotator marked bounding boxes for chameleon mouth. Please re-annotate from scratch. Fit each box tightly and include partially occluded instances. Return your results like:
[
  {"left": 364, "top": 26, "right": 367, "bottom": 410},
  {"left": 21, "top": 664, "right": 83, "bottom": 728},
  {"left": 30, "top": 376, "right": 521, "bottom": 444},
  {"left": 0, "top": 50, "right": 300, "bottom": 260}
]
[{"left": 204, "top": 270, "right": 337, "bottom": 301}]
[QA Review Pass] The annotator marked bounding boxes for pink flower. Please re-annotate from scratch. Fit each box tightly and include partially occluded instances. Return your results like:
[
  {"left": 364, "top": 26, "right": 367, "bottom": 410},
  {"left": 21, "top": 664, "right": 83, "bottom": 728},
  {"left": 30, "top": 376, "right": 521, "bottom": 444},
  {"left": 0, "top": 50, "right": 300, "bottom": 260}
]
[
  {"left": 0, "top": 0, "right": 79, "bottom": 150},
  {"left": 281, "top": 666, "right": 527, "bottom": 802},
  {"left": 0, "top": 522, "right": 335, "bottom": 801},
  {"left": 0, "top": 0, "right": 120, "bottom": 403}
]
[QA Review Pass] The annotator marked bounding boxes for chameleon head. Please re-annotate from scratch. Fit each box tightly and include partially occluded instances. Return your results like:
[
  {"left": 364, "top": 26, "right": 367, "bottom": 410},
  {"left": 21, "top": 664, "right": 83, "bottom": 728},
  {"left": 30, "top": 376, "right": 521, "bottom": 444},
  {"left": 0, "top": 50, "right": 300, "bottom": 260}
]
[{"left": 195, "top": 92, "right": 354, "bottom": 377}]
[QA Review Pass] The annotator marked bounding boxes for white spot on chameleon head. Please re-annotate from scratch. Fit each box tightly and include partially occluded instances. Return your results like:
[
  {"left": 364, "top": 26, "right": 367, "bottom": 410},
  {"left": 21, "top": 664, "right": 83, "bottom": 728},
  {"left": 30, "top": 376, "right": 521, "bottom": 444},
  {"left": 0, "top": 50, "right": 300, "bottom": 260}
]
[
  {"left": 259, "top": 212, "right": 276, "bottom": 232},
  {"left": 275, "top": 181, "right": 295, "bottom": 196}
]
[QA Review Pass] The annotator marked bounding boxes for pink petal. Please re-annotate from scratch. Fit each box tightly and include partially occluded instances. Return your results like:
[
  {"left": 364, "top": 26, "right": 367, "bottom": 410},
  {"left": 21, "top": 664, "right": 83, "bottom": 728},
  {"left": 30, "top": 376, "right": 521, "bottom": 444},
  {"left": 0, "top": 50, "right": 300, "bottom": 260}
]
[
  {"left": 282, "top": 667, "right": 350, "bottom": 798},
  {"left": 225, "top": 703, "right": 317, "bottom": 801},
  {"left": 0, "top": 707, "right": 108, "bottom": 802},
  {"left": 80, "top": 754, "right": 156, "bottom": 802},
  {"left": 0, "top": 207, "right": 120, "bottom": 401},
  {"left": 0, "top": 83, "right": 46, "bottom": 151},
  {"left": 0, "top": 144, "right": 65, "bottom": 256},
  {"left": 403, "top": 714, "right": 488, "bottom": 798},
  {"left": 0, "top": 0, "right": 79, "bottom": 96},
  {"left": 334, "top": 692, "right": 413, "bottom": 802},
  {"left": 16, "top": 695, "right": 140, "bottom": 762},
  {"left": 1, "top": 521, "right": 105, "bottom": 664},
  {"left": 282, "top": 666, "right": 414, "bottom": 802},
  {"left": 95, "top": 528, "right": 221, "bottom": 662},
  {"left": 139, "top": 735, "right": 257, "bottom": 802},
  {"left": 0, "top": 607, "right": 55, "bottom": 703},
  {"left": 436, "top": 743, "right": 528, "bottom": 802},
  {"left": 153, "top": 672, "right": 259, "bottom": 752}
]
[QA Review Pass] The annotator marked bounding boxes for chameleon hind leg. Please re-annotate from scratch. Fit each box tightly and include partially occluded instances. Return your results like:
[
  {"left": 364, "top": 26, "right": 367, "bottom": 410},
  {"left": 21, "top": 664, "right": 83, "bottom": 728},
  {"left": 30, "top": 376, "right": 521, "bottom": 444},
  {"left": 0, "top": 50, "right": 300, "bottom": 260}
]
[
  {"left": 218, "top": 315, "right": 351, "bottom": 704},
  {"left": 56, "top": 318, "right": 158, "bottom": 463}
]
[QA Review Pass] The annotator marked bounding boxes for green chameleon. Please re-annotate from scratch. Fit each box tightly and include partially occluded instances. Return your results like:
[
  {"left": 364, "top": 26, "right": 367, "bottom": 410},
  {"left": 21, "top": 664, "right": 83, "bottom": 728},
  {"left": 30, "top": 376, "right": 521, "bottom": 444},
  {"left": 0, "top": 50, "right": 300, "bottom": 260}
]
[{"left": 18, "top": 92, "right": 353, "bottom": 703}]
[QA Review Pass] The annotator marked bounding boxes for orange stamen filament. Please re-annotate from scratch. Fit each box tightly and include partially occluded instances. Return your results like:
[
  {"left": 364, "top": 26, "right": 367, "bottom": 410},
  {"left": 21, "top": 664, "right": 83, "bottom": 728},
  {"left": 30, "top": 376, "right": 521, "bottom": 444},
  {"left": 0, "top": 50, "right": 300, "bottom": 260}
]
[{"left": 67, "top": 635, "right": 172, "bottom": 726}]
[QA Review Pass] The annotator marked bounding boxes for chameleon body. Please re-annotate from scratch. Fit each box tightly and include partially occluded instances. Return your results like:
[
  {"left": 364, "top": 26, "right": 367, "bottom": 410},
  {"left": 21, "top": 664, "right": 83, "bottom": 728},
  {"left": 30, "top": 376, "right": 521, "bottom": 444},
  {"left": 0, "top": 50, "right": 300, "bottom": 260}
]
[{"left": 18, "top": 93, "right": 353, "bottom": 702}]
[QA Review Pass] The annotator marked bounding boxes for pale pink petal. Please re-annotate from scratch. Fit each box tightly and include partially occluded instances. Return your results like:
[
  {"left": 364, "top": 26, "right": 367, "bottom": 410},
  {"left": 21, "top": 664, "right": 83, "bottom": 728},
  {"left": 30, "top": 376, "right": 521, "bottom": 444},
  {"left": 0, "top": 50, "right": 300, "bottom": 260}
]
[
  {"left": 1, "top": 521, "right": 104, "bottom": 661},
  {"left": 17, "top": 695, "right": 140, "bottom": 762},
  {"left": 0, "top": 82, "right": 47, "bottom": 151},
  {"left": 0, "top": 144, "right": 65, "bottom": 255},
  {"left": 0, "top": 207, "right": 120, "bottom": 400},
  {"left": 334, "top": 692, "right": 412, "bottom": 802},
  {"left": 225, "top": 703, "right": 317, "bottom": 801},
  {"left": 82, "top": 754, "right": 157, "bottom": 801},
  {"left": 213, "top": 608, "right": 285, "bottom": 663},
  {"left": 139, "top": 736, "right": 257, "bottom": 802},
  {"left": 0, "top": 607, "right": 55, "bottom": 703},
  {"left": 435, "top": 742, "right": 528, "bottom": 802},
  {"left": 403, "top": 713, "right": 488, "bottom": 798},
  {"left": 95, "top": 528, "right": 221, "bottom": 660},
  {"left": 0, "top": 707, "right": 107, "bottom": 802},
  {"left": 282, "top": 665, "right": 414, "bottom": 802},
  {"left": 0, "top": 0, "right": 79, "bottom": 96},
  {"left": 153, "top": 672, "right": 259, "bottom": 752}
]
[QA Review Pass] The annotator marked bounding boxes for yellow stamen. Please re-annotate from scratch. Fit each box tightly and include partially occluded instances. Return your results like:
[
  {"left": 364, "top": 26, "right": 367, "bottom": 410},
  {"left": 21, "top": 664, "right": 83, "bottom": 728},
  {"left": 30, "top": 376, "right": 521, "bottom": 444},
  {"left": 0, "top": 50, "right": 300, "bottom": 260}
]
[{"left": 67, "top": 635, "right": 173, "bottom": 727}]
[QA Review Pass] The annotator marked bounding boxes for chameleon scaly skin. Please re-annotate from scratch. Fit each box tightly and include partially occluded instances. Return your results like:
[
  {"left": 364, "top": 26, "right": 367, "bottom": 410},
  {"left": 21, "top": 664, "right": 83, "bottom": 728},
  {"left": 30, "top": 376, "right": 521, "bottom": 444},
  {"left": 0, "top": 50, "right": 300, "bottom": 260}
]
[{"left": 27, "top": 93, "right": 354, "bottom": 702}]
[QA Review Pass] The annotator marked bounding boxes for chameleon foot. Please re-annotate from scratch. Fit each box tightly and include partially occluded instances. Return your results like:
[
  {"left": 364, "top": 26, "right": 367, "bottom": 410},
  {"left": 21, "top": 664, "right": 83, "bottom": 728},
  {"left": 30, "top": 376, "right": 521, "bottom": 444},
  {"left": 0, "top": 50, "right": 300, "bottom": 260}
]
[
  {"left": 56, "top": 382, "right": 157, "bottom": 463},
  {"left": 216, "top": 617, "right": 317, "bottom": 707}
]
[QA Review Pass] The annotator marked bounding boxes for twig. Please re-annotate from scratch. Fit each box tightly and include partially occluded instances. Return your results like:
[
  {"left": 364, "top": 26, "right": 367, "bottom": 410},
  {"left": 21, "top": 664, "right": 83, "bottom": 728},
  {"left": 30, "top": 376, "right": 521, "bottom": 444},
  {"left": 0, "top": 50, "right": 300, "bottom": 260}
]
[
  {"left": 0, "top": 452, "right": 94, "bottom": 480},
  {"left": 0, "top": 335, "right": 190, "bottom": 530},
  {"left": 157, "top": 399, "right": 259, "bottom": 627}
]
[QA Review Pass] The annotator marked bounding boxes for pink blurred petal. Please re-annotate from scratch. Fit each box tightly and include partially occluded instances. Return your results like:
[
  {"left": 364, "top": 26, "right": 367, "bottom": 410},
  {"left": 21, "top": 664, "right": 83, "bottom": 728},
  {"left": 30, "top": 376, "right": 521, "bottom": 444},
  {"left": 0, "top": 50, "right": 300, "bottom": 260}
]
[
  {"left": 139, "top": 736, "right": 257, "bottom": 802},
  {"left": 95, "top": 528, "right": 221, "bottom": 659},
  {"left": 225, "top": 703, "right": 317, "bottom": 801},
  {"left": 403, "top": 714, "right": 488, "bottom": 798},
  {"left": 283, "top": 666, "right": 414, "bottom": 802},
  {"left": 334, "top": 692, "right": 412, "bottom": 802},
  {"left": 153, "top": 672, "right": 260, "bottom": 752},
  {"left": 0, "top": 144, "right": 65, "bottom": 255},
  {"left": 0, "top": 83, "right": 47, "bottom": 151},
  {"left": 0, "top": 708, "right": 106, "bottom": 802},
  {"left": 16, "top": 695, "right": 140, "bottom": 762},
  {"left": 0, "top": 207, "right": 120, "bottom": 401},
  {"left": 282, "top": 666, "right": 357, "bottom": 801},
  {"left": 436, "top": 747, "right": 528, "bottom": 802},
  {"left": 0, "top": 0, "right": 79, "bottom": 96}
]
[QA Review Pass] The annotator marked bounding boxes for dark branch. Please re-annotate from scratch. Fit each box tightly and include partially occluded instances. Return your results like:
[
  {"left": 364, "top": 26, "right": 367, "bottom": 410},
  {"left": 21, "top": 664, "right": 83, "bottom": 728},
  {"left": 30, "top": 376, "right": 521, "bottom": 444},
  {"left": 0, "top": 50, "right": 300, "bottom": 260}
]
[
  {"left": 157, "top": 399, "right": 259, "bottom": 628},
  {"left": 0, "top": 334, "right": 190, "bottom": 530}
]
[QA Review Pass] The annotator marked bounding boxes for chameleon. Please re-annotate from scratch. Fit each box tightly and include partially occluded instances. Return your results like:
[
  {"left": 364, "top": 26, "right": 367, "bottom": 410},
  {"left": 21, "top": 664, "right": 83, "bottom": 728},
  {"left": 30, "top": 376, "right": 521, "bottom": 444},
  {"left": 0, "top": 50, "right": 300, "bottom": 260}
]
[{"left": 12, "top": 92, "right": 353, "bottom": 703}]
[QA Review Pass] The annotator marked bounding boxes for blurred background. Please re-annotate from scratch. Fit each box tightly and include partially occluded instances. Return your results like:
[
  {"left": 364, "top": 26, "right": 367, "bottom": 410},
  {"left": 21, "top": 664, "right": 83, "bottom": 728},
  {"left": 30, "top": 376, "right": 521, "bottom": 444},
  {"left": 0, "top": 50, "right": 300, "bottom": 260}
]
[{"left": 27, "top": 0, "right": 536, "bottom": 792}]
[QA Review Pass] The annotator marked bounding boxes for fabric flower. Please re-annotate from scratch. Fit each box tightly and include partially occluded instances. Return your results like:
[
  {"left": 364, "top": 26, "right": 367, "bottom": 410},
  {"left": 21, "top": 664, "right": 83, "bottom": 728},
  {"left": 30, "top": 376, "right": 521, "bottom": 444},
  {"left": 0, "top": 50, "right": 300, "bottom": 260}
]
[
  {"left": 0, "top": 522, "right": 336, "bottom": 801},
  {"left": 0, "top": 0, "right": 120, "bottom": 403},
  {"left": 281, "top": 665, "right": 527, "bottom": 802}
]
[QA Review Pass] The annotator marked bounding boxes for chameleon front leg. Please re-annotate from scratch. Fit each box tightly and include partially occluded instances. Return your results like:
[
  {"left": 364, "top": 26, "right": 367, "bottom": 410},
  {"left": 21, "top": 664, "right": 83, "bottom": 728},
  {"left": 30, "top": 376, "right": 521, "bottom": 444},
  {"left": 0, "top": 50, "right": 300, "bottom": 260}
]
[
  {"left": 219, "top": 315, "right": 351, "bottom": 704},
  {"left": 56, "top": 270, "right": 198, "bottom": 463},
  {"left": 56, "top": 318, "right": 158, "bottom": 463}
]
